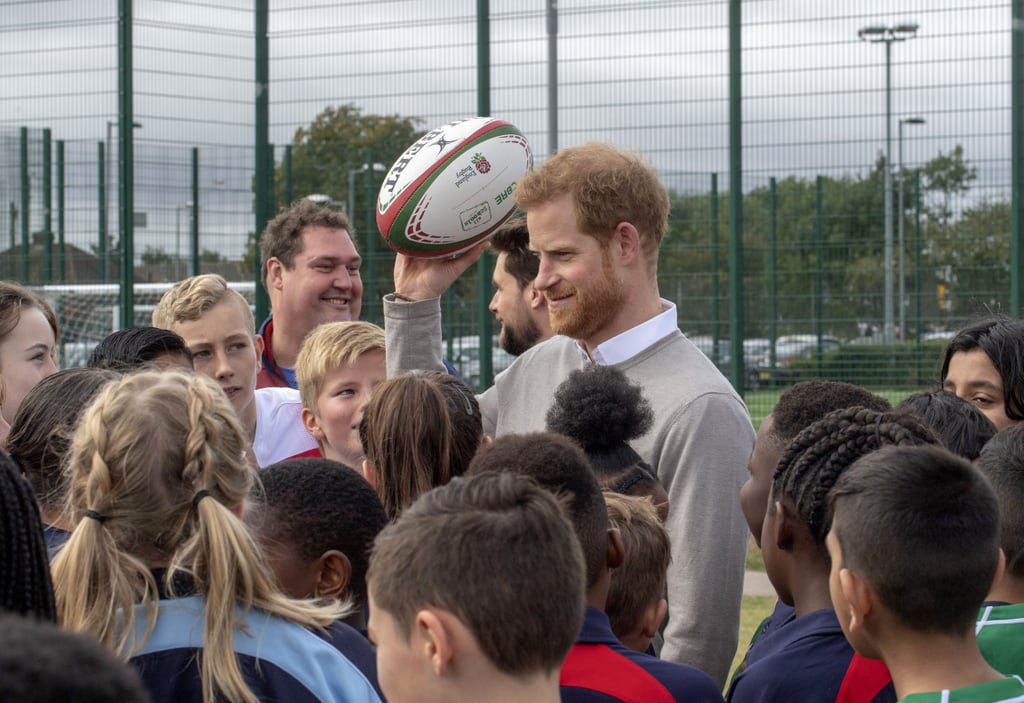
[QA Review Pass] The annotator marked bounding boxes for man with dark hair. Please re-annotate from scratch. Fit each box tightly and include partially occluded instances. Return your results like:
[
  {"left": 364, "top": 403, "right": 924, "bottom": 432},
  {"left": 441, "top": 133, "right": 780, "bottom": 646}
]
[
  {"left": 257, "top": 198, "right": 363, "bottom": 388},
  {"left": 468, "top": 433, "right": 724, "bottom": 703},
  {"left": 385, "top": 143, "right": 754, "bottom": 684},
  {"left": 366, "top": 470, "right": 586, "bottom": 703},
  {"left": 488, "top": 217, "right": 552, "bottom": 356}
]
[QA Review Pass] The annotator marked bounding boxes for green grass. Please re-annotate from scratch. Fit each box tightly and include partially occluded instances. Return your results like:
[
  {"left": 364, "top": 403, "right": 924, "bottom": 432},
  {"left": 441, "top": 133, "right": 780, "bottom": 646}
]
[
  {"left": 745, "top": 536, "right": 764, "bottom": 572},
  {"left": 726, "top": 595, "right": 777, "bottom": 692}
]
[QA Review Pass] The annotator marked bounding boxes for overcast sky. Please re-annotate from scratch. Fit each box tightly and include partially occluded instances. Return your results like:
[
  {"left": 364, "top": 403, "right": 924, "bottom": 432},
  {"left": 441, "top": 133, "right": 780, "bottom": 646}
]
[{"left": 0, "top": 0, "right": 1012, "bottom": 260}]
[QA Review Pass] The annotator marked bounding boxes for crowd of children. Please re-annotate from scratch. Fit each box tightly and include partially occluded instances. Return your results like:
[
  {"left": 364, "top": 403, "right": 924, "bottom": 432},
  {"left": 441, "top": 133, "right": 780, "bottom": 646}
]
[{"left": 4, "top": 238, "right": 1024, "bottom": 701}]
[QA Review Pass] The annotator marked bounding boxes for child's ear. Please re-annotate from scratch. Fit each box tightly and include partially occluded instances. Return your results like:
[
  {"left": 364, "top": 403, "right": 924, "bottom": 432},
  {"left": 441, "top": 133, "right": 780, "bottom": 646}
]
[
  {"left": 640, "top": 597, "right": 668, "bottom": 641},
  {"left": 414, "top": 609, "right": 458, "bottom": 677},
  {"left": 302, "top": 407, "right": 325, "bottom": 441},
  {"left": 313, "top": 550, "right": 353, "bottom": 601},
  {"left": 253, "top": 334, "right": 265, "bottom": 371},
  {"left": 479, "top": 434, "right": 493, "bottom": 448},
  {"left": 772, "top": 500, "right": 798, "bottom": 552},
  {"left": 606, "top": 527, "right": 625, "bottom": 570},
  {"left": 838, "top": 567, "right": 874, "bottom": 636},
  {"left": 992, "top": 548, "right": 1008, "bottom": 592}
]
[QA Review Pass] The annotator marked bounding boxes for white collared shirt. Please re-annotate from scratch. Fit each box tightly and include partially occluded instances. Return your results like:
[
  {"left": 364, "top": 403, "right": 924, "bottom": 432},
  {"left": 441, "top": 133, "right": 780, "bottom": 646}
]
[{"left": 575, "top": 299, "right": 678, "bottom": 365}]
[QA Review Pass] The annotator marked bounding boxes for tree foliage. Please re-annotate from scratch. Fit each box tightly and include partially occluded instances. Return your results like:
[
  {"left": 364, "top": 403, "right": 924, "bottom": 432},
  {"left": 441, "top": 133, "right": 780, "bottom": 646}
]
[{"left": 659, "top": 145, "right": 1007, "bottom": 339}]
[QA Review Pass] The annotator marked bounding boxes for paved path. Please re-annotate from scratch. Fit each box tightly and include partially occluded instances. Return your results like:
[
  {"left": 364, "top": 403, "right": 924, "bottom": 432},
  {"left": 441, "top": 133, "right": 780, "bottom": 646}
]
[{"left": 743, "top": 570, "right": 775, "bottom": 597}]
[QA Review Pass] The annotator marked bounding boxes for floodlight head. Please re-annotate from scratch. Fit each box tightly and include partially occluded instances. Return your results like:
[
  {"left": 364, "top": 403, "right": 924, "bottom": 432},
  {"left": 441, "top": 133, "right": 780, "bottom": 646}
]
[
  {"left": 305, "top": 194, "right": 333, "bottom": 205},
  {"left": 892, "top": 23, "right": 919, "bottom": 38},
  {"left": 858, "top": 25, "right": 888, "bottom": 41}
]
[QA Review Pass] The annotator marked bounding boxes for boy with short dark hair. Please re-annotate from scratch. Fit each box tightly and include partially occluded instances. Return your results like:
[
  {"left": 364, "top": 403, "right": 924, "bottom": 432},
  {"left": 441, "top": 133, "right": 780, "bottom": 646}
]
[
  {"left": 366, "top": 470, "right": 585, "bottom": 703},
  {"left": 827, "top": 444, "right": 1017, "bottom": 703},
  {"left": 248, "top": 457, "right": 388, "bottom": 634},
  {"left": 896, "top": 390, "right": 997, "bottom": 461},
  {"left": 603, "top": 492, "right": 671, "bottom": 653},
  {"left": 973, "top": 423, "right": 1024, "bottom": 676},
  {"left": 468, "top": 432, "right": 723, "bottom": 703}
]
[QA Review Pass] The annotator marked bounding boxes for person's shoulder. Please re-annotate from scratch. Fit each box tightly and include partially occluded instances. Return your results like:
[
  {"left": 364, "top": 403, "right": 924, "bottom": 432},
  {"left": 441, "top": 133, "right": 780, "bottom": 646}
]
[{"left": 562, "top": 636, "right": 723, "bottom": 703}]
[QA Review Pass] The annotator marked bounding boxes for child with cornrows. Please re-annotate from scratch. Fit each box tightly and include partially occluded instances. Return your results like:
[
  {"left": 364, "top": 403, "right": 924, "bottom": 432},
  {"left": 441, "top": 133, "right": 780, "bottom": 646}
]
[{"left": 50, "top": 369, "right": 382, "bottom": 703}]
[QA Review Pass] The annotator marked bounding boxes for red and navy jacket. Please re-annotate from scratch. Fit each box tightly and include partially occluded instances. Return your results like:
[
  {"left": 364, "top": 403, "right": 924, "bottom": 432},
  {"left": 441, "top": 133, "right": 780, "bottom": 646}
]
[
  {"left": 726, "top": 607, "right": 895, "bottom": 703},
  {"left": 257, "top": 317, "right": 295, "bottom": 389},
  {"left": 561, "top": 606, "right": 725, "bottom": 703}
]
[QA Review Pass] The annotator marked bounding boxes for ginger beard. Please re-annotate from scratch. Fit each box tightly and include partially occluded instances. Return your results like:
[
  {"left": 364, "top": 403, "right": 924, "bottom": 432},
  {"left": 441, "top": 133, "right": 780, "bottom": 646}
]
[{"left": 545, "top": 245, "right": 627, "bottom": 342}]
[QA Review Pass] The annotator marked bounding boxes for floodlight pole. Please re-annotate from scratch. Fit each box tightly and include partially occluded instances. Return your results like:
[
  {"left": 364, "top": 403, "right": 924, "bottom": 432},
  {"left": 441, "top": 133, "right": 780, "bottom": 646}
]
[
  {"left": 859, "top": 23, "right": 918, "bottom": 344},
  {"left": 898, "top": 116, "right": 925, "bottom": 340}
]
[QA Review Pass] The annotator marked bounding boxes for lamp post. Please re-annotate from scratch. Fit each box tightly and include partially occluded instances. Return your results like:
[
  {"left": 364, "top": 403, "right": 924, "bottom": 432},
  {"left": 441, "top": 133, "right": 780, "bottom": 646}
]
[
  {"left": 898, "top": 116, "right": 925, "bottom": 340},
  {"left": 175, "top": 201, "right": 193, "bottom": 280},
  {"left": 859, "top": 22, "right": 918, "bottom": 344}
]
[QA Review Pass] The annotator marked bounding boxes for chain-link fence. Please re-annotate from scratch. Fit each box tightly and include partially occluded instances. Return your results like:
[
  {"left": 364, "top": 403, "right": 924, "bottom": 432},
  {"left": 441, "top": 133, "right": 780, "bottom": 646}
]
[{"left": 2, "top": 1, "right": 1018, "bottom": 414}]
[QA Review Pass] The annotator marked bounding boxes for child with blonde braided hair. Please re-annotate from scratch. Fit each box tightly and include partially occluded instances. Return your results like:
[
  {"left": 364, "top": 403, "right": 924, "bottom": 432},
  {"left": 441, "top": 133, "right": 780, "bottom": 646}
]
[
  {"left": 727, "top": 406, "right": 938, "bottom": 703},
  {"left": 51, "top": 369, "right": 382, "bottom": 703}
]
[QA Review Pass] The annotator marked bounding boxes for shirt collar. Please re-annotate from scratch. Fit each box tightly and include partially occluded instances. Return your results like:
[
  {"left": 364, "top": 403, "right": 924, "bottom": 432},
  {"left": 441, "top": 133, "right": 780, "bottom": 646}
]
[{"left": 574, "top": 300, "right": 677, "bottom": 365}]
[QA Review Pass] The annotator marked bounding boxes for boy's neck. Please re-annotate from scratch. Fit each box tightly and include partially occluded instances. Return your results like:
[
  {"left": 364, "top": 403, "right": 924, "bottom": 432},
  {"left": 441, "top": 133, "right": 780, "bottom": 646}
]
[
  {"left": 789, "top": 557, "right": 834, "bottom": 617},
  {"left": 986, "top": 573, "right": 1024, "bottom": 605},
  {"left": 448, "top": 669, "right": 562, "bottom": 703},
  {"left": 881, "top": 628, "right": 1005, "bottom": 698}
]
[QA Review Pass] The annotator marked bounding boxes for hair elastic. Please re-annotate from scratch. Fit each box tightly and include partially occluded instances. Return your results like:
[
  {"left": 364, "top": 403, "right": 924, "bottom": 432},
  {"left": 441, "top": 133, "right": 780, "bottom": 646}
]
[
  {"left": 874, "top": 413, "right": 885, "bottom": 447},
  {"left": 84, "top": 509, "right": 107, "bottom": 523},
  {"left": 192, "top": 489, "right": 212, "bottom": 508}
]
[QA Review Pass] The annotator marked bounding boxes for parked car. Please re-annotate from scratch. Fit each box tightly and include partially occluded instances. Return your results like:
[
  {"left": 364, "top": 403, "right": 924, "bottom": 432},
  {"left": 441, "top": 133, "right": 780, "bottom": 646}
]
[
  {"left": 446, "top": 335, "right": 516, "bottom": 388},
  {"left": 748, "top": 335, "right": 842, "bottom": 388}
]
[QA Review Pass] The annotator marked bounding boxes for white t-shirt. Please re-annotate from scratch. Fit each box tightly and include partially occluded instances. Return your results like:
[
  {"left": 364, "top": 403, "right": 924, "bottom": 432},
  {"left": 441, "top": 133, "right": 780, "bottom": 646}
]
[{"left": 252, "top": 387, "right": 320, "bottom": 467}]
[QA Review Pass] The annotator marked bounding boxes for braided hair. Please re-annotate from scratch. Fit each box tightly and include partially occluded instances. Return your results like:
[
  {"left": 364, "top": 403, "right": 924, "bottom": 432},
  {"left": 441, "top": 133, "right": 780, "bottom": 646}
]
[
  {"left": 0, "top": 450, "right": 56, "bottom": 621},
  {"left": 771, "top": 406, "right": 937, "bottom": 544}
]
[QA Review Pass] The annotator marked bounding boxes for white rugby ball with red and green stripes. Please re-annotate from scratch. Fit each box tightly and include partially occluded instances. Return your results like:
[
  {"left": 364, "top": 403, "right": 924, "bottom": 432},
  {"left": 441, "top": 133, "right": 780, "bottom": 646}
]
[{"left": 376, "top": 117, "right": 533, "bottom": 258}]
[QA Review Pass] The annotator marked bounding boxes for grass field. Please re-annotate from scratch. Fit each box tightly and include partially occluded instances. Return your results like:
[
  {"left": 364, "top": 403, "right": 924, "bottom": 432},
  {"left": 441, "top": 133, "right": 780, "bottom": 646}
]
[{"left": 727, "top": 595, "right": 776, "bottom": 691}]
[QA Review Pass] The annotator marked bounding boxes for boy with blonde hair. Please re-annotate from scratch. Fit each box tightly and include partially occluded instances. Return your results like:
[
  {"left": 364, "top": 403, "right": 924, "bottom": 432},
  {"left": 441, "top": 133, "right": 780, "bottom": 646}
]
[
  {"left": 603, "top": 492, "right": 670, "bottom": 653},
  {"left": 296, "top": 320, "right": 386, "bottom": 470},
  {"left": 153, "top": 274, "right": 319, "bottom": 466}
]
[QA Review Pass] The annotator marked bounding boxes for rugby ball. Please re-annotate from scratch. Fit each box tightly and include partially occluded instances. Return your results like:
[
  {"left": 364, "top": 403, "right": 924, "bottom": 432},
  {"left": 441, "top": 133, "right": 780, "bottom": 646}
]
[{"left": 376, "top": 117, "right": 533, "bottom": 258}]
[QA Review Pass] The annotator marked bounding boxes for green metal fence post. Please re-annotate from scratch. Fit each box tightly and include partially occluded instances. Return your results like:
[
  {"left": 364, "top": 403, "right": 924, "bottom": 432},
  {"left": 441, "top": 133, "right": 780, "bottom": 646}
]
[
  {"left": 191, "top": 146, "right": 199, "bottom": 276},
  {"left": 915, "top": 171, "right": 923, "bottom": 386},
  {"left": 98, "top": 142, "right": 107, "bottom": 282},
  {"left": 768, "top": 177, "right": 777, "bottom": 371},
  {"left": 476, "top": 0, "right": 493, "bottom": 387},
  {"left": 727, "top": 0, "right": 745, "bottom": 391},
  {"left": 254, "top": 0, "right": 272, "bottom": 324},
  {"left": 815, "top": 175, "right": 824, "bottom": 377},
  {"left": 20, "top": 127, "right": 29, "bottom": 283},
  {"left": 710, "top": 173, "right": 720, "bottom": 365},
  {"left": 42, "top": 128, "right": 52, "bottom": 283},
  {"left": 56, "top": 140, "right": 65, "bottom": 284},
  {"left": 284, "top": 145, "right": 293, "bottom": 207},
  {"left": 364, "top": 148, "right": 379, "bottom": 324},
  {"left": 118, "top": 0, "right": 135, "bottom": 328},
  {"left": 1013, "top": 0, "right": 1023, "bottom": 314}
]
